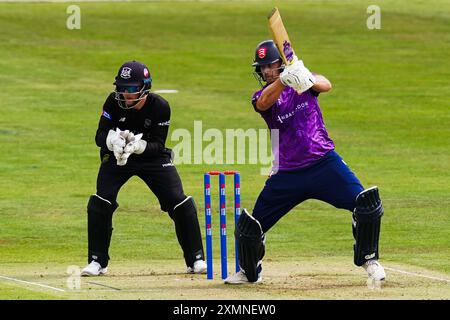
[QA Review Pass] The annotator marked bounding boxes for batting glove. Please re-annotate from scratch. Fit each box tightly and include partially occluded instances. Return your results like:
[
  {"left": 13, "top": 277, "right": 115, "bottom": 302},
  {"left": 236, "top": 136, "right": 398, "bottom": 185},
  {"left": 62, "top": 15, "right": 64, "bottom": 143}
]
[{"left": 279, "top": 60, "right": 316, "bottom": 94}]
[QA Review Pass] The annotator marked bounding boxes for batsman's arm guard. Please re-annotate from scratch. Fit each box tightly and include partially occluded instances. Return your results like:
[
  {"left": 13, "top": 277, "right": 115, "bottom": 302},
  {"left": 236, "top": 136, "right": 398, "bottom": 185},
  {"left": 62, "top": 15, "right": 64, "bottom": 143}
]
[
  {"left": 353, "top": 186, "right": 384, "bottom": 266},
  {"left": 235, "top": 209, "right": 266, "bottom": 282}
]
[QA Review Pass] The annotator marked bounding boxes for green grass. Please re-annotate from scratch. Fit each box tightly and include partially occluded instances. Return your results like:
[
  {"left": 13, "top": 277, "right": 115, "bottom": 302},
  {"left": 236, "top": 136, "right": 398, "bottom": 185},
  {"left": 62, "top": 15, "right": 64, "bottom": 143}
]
[{"left": 0, "top": 0, "right": 449, "bottom": 299}]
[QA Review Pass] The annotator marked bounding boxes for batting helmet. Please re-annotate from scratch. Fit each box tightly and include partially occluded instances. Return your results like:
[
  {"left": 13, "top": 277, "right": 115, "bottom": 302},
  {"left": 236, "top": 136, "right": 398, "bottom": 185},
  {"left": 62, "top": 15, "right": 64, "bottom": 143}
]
[
  {"left": 114, "top": 60, "right": 152, "bottom": 109},
  {"left": 252, "top": 40, "right": 284, "bottom": 85}
]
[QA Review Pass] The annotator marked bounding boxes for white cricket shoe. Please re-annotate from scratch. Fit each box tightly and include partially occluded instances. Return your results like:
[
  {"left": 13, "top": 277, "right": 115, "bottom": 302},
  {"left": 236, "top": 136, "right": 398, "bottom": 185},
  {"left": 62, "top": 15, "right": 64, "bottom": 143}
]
[
  {"left": 363, "top": 260, "right": 386, "bottom": 281},
  {"left": 224, "top": 270, "right": 262, "bottom": 285},
  {"left": 186, "top": 260, "right": 207, "bottom": 274},
  {"left": 81, "top": 261, "right": 108, "bottom": 277}
]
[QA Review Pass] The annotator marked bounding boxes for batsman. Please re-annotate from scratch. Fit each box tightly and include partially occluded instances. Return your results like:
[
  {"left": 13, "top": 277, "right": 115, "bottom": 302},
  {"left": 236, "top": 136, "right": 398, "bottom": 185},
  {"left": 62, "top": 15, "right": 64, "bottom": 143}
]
[
  {"left": 81, "top": 60, "right": 206, "bottom": 276},
  {"left": 225, "top": 39, "right": 386, "bottom": 284}
]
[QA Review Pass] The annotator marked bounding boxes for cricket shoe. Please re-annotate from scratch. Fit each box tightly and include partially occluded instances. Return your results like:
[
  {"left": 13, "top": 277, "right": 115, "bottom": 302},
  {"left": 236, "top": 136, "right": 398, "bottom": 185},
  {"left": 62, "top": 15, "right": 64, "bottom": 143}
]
[
  {"left": 224, "top": 270, "right": 262, "bottom": 285},
  {"left": 81, "top": 261, "right": 108, "bottom": 277},
  {"left": 363, "top": 260, "right": 386, "bottom": 281},
  {"left": 186, "top": 260, "right": 207, "bottom": 274}
]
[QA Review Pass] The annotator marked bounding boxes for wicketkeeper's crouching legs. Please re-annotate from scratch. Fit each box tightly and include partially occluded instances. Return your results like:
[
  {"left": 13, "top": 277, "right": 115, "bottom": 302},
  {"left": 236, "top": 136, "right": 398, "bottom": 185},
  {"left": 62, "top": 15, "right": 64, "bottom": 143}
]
[
  {"left": 352, "top": 186, "right": 384, "bottom": 266},
  {"left": 87, "top": 194, "right": 118, "bottom": 268},
  {"left": 234, "top": 209, "right": 266, "bottom": 282},
  {"left": 168, "top": 196, "right": 205, "bottom": 269}
]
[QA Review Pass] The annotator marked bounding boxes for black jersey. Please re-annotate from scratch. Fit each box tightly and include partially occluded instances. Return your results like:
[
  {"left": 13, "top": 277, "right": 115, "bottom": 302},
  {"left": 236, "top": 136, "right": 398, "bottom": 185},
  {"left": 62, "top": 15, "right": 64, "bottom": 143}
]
[{"left": 95, "top": 92, "right": 171, "bottom": 161}]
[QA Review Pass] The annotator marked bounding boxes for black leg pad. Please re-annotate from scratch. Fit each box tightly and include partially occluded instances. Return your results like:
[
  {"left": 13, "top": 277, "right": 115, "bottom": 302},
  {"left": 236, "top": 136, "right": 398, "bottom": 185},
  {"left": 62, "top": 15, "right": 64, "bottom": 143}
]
[
  {"left": 353, "top": 187, "right": 384, "bottom": 266},
  {"left": 87, "top": 195, "right": 118, "bottom": 268},
  {"left": 235, "top": 209, "right": 265, "bottom": 282}
]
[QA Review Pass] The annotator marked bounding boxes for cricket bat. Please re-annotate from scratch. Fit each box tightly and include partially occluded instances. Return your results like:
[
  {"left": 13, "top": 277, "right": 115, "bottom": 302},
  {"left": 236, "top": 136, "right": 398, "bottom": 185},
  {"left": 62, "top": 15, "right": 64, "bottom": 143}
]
[{"left": 268, "top": 7, "right": 296, "bottom": 66}]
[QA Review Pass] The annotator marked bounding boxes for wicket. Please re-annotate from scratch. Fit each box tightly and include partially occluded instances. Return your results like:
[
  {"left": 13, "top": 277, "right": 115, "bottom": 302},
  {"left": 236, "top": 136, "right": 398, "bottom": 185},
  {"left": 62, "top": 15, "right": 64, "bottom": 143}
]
[{"left": 204, "top": 171, "right": 241, "bottom": 280}]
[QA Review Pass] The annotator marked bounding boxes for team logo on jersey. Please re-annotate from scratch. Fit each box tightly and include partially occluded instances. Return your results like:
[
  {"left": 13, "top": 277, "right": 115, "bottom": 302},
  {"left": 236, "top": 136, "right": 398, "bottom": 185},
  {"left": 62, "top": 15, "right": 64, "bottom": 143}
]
[
  {"left": 162, "top": 162, "right": 174, "bottom": 167},
  {"left": 144, "top": 119, "right": 152, "bottom": 128},
  {"left": 102, "top": 110, "right": 112, "bottom": 120},
  {"left": 158, "top": 120, "right": 170, "bottom": 126},
  {"left": 276, "top": 102, "right": 309, "bottom": 124},
  {"left": 120, "top": 67, "right": 132, "bottom": 79},
  {"left": 258, "top": 47, "right": 267, "bottom": 59},
  {"left": 119, "top": 117, "right": 126, "bottom": 122}
]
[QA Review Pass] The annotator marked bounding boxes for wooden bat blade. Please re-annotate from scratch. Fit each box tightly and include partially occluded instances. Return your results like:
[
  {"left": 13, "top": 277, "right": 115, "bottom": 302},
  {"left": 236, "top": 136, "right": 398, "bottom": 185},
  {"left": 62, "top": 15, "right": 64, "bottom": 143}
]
[{"left": 268, "top": 7, "right": 296, "bottom": 65}]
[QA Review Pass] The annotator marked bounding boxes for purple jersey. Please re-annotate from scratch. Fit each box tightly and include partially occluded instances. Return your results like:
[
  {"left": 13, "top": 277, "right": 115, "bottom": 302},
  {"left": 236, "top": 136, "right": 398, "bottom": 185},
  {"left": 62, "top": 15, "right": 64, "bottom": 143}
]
[{"left": 252, "top": 86, "right": 335, "bottom": 171}]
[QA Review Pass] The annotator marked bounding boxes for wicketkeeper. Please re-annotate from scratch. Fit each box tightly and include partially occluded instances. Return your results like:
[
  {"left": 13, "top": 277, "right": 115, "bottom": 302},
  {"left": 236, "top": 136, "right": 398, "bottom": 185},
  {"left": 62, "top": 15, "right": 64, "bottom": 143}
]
[
  {"left": 81, "top": 61, "right": 206, "bottom": 276},
  {"left": 225, "top": 40, "right": 386, "bottom": 284}
]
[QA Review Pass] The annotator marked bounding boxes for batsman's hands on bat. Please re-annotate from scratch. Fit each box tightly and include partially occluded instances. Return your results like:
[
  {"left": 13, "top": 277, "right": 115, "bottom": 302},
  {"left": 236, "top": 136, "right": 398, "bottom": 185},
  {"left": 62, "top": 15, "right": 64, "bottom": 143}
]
[
  {"left": 279, "top": 60, "right": 316, "bottom": 94},
  {"left": 124, "top": 133, "right": 147, "bottom": 155},
  {"left": 287, "top": 54, "right": 299, "bottom": 65}
]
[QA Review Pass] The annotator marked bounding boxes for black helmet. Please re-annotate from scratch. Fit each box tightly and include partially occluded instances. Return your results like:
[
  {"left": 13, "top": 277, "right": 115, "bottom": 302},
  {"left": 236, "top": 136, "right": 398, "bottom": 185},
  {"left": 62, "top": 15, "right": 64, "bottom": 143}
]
[
  {"left": 252, "top": 40, "right": 284, "bottom": 86},
  {"left": 114, "top": 60, "right": 152, "bottom": 109}
]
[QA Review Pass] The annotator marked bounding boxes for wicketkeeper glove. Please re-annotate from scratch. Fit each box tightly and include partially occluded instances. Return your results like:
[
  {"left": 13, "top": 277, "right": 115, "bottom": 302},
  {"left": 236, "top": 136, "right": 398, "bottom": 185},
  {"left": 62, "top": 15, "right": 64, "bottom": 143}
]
[
  {"left": 124, "top": 133, "right": 147, "bottom": 155},
  {"left": 115, "top": 132, "right": 147, "bottom": 166},
  {"left": 116, "top": 153, "right": 129, "bottom": 166},
  {"left": 106, "top": 128, "right": 127, "bottom": 161},
  {"left": 119, "top": 129, "right": 130, "bottom": 140},
  {"left": 106, "top": 128, "right": 125, "bottom": 151},
  {"left": 279, "top": 60, "right": 316, "bottom": 94}
]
